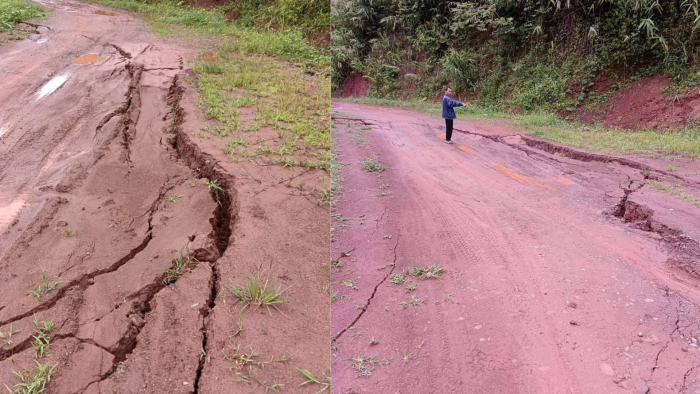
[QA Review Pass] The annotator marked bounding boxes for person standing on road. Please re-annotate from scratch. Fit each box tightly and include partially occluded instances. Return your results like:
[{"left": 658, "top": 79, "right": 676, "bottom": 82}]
[{"left": 442, "top": 86, "right": 464, "bottom": 144}]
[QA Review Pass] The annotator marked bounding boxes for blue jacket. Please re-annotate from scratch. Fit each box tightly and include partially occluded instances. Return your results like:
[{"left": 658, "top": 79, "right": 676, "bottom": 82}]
[{"left": 442, "top": 95, "right": 463, "bottom": 119}]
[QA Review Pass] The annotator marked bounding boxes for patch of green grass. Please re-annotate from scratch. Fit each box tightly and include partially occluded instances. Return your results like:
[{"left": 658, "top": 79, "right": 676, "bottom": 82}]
[
  {"left": 5, "top": 360, "right": 56, "bottom": 394},
  {"left": 0, "top": 0, "right": 46, "bottom": 33},
  {"left": 27, "top": 269, "right": 60, "bottom": 299},
  {"left": 405, "top": 283, "right": 418, "bottom": 292},
  {"left": 228, "top": 274, "right": 291, "bottom": 315},
  {"left": 297, "top": 368, "right": 330, "bottom": 393},
  {"left": 0, "top": 324, "right": 20, "bottom": 346},
  {"left": 162, "top": 248, "right": 194, "bottom": 284},
  {"left": 389, "top": 273, "right": 405, "bottom": 286},
  {"left": 32, "top": 317, "right": 53, "bottom": 359},
  {"left": 360, "top": 157, "right": 385, "bottom": 173},
  {"left": 64, "top": 229, "right": 76, "bottom": 237},
  {"left": 409, "top": 265, "right": 444, "bottom": 279},
  {"left": 408, "top": 295, "right": 423, "bottom": 306},
  {"left": 650, "top": 181, "right": 700, "bottom": 209},
  {"left": 527, "top": 125, "right": 700, "bottom": 158}
]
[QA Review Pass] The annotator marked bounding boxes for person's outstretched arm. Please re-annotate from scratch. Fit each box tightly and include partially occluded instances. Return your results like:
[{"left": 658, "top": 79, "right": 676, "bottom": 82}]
[{"left": 447, "top": 97, "right": 464, "bottom": 108}]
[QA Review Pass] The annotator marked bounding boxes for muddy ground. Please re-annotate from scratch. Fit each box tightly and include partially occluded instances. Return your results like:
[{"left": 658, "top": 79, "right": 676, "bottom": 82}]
[
  {"left": 0, "top": 1, "right": 329, "bottom": 393},
  {"left": 331, "top": 101, "right": 700, "bottom": 393}
]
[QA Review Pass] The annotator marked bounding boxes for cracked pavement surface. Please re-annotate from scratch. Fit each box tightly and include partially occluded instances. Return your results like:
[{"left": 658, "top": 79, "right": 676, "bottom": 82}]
[{"left": 331, "top": 101, "right": 700, "bottom": 394}]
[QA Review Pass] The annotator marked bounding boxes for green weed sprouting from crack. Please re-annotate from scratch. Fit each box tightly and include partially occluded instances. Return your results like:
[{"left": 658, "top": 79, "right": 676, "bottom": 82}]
[
  {"left": 32, "top": 316, "right": 53, "bottom": 359},
  {"left": 4, "top": 360, "right": 56, "bottom": 394},
  {"left": 409, "top": 265, "right": 444, "bottom": 279},
  {"left": 162, "top": 248, "right": 196, "bottom": 285},
  {"left": 297, "top": 368, "right": 330, "bottom": 393},
  {"left": 27, "top": 269, "right": 60, "bottom": 299},
  {"left": 405, "top": 283, "right": 418, "bottom": 292},
  {"left": 203, "top": 178, "right": 226, "bottom": 206}
]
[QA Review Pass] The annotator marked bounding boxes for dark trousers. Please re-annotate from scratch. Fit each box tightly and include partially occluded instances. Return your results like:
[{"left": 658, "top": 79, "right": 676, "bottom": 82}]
[{"left": 445, "top": 119, "right": 453, "bottom": 141}]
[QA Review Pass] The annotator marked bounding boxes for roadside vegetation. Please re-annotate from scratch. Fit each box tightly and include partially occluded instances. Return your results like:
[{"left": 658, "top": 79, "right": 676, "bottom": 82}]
[{"left": 0, "top": 0, "right": 46, "bottom": 43}]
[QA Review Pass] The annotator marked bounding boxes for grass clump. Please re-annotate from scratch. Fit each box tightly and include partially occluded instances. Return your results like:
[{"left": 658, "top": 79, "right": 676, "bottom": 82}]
[
  {"left": 32, "top": 317, "right": 53, "bottom": 359},
  {"left": 360, "top": 157, "right": 385, "bottom": 173},
  {"left": 27, "top": 269, "right": 60, "bottom": 299},
  {"left": 162, "top": 248, "right": 194, "bottom": 284},
  {"left": 0, "top": 0, "right": 46, "bottom": 33},
  {"left": 389, "top": 273, "right": 405, "bottom": 286},
  {"left": 228, "top": 273, "right": 291, "bottom": 315},
  {"left": 4, "top": 360, "right": 56, "bottom": 394},
  {"left": 409, "top": 265, "right": 444, "bottom": 279}
]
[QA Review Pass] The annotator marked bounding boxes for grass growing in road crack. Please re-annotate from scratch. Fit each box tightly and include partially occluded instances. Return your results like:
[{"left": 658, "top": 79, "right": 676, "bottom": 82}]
[
  {"left": 203, "top": 178, "right": 225, "bottom": 206},
  {"left": 165, "top": 194, "right": 183, "bottom": 202},
  {"left": 162, "top": 248, "right": 194, "bottom": 285},
  {"left": 360, "top": 157, "right": 385, "bottom": 173},
  {"left": 297, "top": 368, "right": 330, "bottom": 393},
  {"left": 27, "top": 269, "right": 60, "bottom": 299}
]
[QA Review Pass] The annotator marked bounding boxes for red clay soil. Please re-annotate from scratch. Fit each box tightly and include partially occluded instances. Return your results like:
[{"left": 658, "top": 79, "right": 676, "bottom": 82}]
[
  {"left": 573, "top": 74, "right": 700, "bottom": 130},
  {"left": 331, "top": 101, "right": 700, "bottom": 393},
  {"left": 339, "top": 73, "right": 371, "bottom": 98},
  {"left": 0, "top": 1, "right": 328, "bottom": 393}
]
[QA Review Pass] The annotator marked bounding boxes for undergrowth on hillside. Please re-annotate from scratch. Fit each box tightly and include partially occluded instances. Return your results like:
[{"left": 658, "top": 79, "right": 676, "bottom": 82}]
[{"left": 332, "top": 0, "right": 700, "bottom": 112}]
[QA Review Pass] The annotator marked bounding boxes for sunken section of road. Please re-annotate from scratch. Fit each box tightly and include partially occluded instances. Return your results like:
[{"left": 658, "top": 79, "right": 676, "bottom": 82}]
[
  {"left": 0, "top": 2, "right": 329, "bottom": 393},
  {"left": 330, "top": 101, "right": 700, "bottom": 394}
]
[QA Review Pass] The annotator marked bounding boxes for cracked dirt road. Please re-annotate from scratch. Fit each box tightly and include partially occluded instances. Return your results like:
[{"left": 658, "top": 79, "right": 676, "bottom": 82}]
[
  {"left": 331, "top": 101, "right": 700, "bottom": 394},
  {"left": 0, "top": 1, "right": 329, "bottom": 393}
]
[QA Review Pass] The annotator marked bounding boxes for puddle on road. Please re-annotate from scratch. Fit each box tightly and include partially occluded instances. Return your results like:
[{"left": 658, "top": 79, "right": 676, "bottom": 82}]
[
  {"left": 74, "top": 54, "right": 105, "bottom": 64},
  {"left": 558, "top": 178, "right": 573, "bottom": 185},
  {"left": 435, "top": 133, "right": 446, "bottom": 139},
  {"left": 37, "top": 38, "right": 48, "bottom": 44},
  {"left": 95, "top": 9, "right": 117, "bottom": 16},
  {"left": 457, "top": 144, "right": 475, "bottom": 154},
  {"left": 494, "top": 165, "right": 555, "bottom": 191},
  {"left": 37, "top": 74, "right": 69, "bottom": 100},
  {"left": 0, "top": 126, "right": 7, "bottom": 138}
]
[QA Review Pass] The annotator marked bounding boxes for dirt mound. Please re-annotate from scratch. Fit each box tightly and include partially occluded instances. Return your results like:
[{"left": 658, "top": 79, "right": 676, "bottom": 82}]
[
  {"left": 339, "top": 72, "right": 370, "bottom": 97},
  {"left": 573, "top": 74, "right": 700, "bottom": 130}
]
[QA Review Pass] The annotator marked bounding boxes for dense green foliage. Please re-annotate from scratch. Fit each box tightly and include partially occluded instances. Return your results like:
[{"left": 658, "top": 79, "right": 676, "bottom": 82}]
[
  {"left": 0, "top": 0, "right": 46, "bottom": 32},
  {"left": 224, "top": 0, "right": 329, "bottom": 35},
  {"left": 332, "top": 0, "right": 700, "bottom": 111}
]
